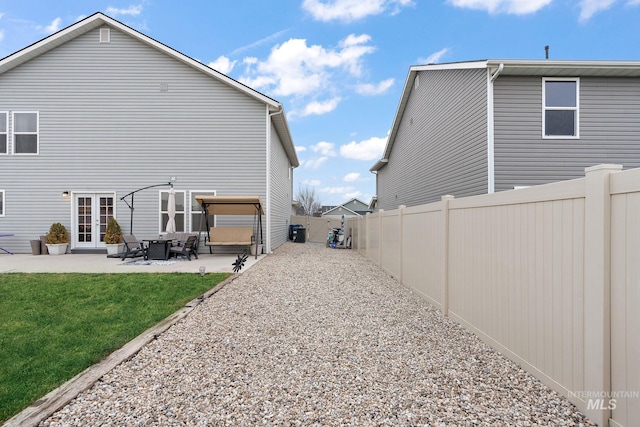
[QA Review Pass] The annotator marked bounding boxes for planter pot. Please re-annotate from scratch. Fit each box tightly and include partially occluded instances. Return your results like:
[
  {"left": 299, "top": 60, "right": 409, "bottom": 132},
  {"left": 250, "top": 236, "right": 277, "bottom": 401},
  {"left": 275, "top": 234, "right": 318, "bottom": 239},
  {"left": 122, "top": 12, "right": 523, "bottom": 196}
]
[
  {"left": 30, "top": 240, "right": 42, "bottom": 255},
  {"left": 250, "top": 244, "right": 263, "bottom": 256},
  {"left": 45, "top": 243, "right": 68, "bottom": 255},
  {"left": 106, "top": 243, "right": 124, "bottom": 255}
]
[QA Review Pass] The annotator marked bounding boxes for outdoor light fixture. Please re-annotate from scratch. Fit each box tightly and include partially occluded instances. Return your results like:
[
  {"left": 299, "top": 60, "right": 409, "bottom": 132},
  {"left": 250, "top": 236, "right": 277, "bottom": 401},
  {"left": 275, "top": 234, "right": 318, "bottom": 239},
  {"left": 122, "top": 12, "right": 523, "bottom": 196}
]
[
  {"left": 199, "top": 266, "right": 206, "bottom": 277},
  {"left": 62, "top": 191, "right": 70, "bottom": 197}
]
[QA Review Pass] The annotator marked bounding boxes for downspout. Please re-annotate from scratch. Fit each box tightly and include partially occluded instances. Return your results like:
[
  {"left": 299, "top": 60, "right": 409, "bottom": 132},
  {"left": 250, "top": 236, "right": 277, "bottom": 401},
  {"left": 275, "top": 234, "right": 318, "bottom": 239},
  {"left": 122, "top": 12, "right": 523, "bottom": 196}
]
[
  {"left": 487, "top": 63, "right": 504, "bottom": 194},
  {"left": 266, "top": 105, "right": 284, "bottom": 253}
]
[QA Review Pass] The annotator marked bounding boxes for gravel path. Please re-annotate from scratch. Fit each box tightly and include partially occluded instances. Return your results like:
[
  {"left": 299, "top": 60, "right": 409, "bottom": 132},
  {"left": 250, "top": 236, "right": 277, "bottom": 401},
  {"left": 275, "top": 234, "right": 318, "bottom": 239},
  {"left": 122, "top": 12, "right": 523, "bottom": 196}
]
[{"left": 42, "top": 242, "right": 592, "bottom": 426}]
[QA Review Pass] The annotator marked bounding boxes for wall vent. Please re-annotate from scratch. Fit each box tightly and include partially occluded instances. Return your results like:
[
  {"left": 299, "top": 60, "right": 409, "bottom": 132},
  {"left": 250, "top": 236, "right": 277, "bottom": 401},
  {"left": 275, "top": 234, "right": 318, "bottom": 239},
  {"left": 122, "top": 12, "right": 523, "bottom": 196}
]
[
  {"left": 159, "top": 83, "right": 168, "bottom": 92},
  {"left": 100, "top": 27, "right": 110, "bottom": 43}
]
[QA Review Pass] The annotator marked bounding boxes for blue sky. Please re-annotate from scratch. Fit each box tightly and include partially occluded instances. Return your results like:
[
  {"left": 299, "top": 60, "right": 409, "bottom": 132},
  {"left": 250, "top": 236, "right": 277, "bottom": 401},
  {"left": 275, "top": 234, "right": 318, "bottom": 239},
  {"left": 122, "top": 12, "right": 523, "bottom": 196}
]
[{"left": 1, "top": 0, "right": 639, "bottom": 206}]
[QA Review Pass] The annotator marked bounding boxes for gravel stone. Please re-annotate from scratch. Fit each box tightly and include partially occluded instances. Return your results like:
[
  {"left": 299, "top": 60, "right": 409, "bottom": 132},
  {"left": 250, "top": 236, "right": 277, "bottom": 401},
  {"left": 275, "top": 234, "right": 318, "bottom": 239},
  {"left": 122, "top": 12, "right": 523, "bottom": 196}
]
[{"left": 41, "top": 242, "right": 593, "bottom": 426}]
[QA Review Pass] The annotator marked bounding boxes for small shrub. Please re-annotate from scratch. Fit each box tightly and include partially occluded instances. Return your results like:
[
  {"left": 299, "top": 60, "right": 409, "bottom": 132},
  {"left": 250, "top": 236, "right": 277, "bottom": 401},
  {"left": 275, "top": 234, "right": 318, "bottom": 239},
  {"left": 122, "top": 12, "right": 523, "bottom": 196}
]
[
  {"left": 46, "top": 222, "right": 69, "bottom": 244},
  {"left": 104, "top": 218, "right": 123, "bottom": 244}
]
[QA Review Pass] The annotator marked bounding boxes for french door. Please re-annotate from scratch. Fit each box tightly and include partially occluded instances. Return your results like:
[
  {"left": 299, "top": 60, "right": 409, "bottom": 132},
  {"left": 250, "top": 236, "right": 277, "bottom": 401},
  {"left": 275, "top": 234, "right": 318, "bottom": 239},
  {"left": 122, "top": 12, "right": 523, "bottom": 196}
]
[{"left": 73, "top": 193, "right": 116, "bottom": 249}]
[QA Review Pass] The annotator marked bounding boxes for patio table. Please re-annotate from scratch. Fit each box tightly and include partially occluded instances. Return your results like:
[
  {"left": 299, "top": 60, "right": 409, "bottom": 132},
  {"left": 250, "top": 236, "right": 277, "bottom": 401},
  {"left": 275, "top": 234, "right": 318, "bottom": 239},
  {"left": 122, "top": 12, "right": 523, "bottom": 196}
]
[
  {"left": 144, "top": 239, "right": 172, "bottom": 260},
  {"left": 0, "top": 233, "right": 15, "bottom": 254}
]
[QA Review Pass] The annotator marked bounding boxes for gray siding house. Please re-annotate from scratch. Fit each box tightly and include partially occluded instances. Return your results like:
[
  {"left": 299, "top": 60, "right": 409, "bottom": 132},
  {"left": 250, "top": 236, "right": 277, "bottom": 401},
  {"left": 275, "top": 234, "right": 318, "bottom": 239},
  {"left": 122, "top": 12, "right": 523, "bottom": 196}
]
[
  {"left": 372, "top": 59, "right": 640, "bottom": 210},
  {"left": 0, "top": 12, "right": 298, "bottom": 254}
]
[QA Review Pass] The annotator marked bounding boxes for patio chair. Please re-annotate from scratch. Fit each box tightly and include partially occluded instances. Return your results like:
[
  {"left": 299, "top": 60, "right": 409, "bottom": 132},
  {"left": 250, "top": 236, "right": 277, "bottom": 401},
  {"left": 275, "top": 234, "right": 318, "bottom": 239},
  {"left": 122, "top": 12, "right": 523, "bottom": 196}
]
[
  {"left": 121, "top": 234, "right": 146, "bottom": 260},
  {"left": 169, "top": 234, "right": 199, "bottom": 260}
]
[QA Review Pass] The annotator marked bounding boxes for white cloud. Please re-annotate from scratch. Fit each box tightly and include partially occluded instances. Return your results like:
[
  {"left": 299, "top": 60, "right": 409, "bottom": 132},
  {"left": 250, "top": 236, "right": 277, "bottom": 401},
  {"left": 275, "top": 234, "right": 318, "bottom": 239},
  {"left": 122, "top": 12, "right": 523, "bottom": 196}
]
[
  {"left": 303, "top": 179, "right": 322, "bottom": 186},
  {"left": 239, "top": 34, "right": 375, "bottom": 99},
  {"left": 208, "top": 56, "right": 237, "bottom": 74},
  {"left": 344, "top": 172, "right": 361, "bottom": 182},
  {"left": 295, "top": 146, "right": 307, "bottom": 153},
  {"left": 340, "top": 135, "right": 387, "bottom": 161},
  {"left": 344, "top": 190, "right": 364, "bottom": 200},
  {"left": 38, "top": 17, "right": 62, "bottom": 34},
  {"left": 356, "top": 78, "right": 394, "bottom": 95},
  {"left": 302, "top": 0, "right": 414, "bottom": 22},
  {"left": 320, "top": 186, "right": 356, "bottom": 194},
  {"left": 230, "top": 29, "right": 290, "bottom": 56},
  {"left": 419, "top": 48, "right": 450, "bottom": 64},
  {"left": 0, "top": 30, "right": 4, "bottom": 43},
  {"left": 578, "top": 0, "right": 617, "bottom": 21},
  {"left": 310, "top": 141, "right": 338, "bottom": 156},
  {"left": 106, "top": 5, "right": 143, "bottom": 16},
  {"left": 300, "top": 97, "right": 342, "bottom": 116},
  {"left": 447, "top": 0, "right": 552, "bottom": 14},
  {"left": 304, "top": 157, "right": 329, "bottom": 169}
]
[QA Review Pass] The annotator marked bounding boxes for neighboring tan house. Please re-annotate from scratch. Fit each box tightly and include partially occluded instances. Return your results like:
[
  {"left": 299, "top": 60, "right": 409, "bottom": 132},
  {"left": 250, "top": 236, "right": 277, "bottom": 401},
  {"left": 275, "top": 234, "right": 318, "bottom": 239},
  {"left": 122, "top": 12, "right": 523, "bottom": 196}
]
[
  {"left": 321, "top": 198, "right": 372, "bottom": 218},
  {"left": 0, "top": 12, "right": 298, "bottom": 254},
  {"left": 371, "top": 59, "right": 640, "bottom": 211}
]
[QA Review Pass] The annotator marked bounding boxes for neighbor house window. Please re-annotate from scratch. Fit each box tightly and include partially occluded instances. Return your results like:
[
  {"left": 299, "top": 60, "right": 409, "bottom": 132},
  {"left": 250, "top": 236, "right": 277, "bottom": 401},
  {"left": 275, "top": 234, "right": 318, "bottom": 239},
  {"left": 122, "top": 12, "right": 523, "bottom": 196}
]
[
  {"left": 0, "top": 190, "right": 4, "bottom": 216},
  {"left": 190, "top": 190, "right": 216, "bottom": 232},
  {"left": 160, "top": 190, "right": 185, "bottom": 233},
  {"left": 0, "top": 113, "right": 7, "bottom": 154},
  {"left": 13, "top": 112, "right": 39, "bottom": 154},
  {"left": 543, "top": 78, "right": 579, "bottom": 138}
]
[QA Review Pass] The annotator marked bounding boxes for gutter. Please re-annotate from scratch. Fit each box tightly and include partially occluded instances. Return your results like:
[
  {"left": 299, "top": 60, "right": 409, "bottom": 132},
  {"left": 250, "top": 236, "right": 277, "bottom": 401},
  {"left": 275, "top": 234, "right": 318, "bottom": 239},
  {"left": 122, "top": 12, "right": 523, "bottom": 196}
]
[{"left": 490, "top": 62, "right": 504, "bottom": 82}]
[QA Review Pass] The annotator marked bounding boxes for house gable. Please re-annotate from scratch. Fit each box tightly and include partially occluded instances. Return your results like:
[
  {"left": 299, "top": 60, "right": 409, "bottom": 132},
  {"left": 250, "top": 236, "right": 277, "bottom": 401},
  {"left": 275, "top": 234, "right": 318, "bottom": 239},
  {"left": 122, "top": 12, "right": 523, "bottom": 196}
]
[{"left": 375, "top": 66, "right": 488, "bottom": 209}]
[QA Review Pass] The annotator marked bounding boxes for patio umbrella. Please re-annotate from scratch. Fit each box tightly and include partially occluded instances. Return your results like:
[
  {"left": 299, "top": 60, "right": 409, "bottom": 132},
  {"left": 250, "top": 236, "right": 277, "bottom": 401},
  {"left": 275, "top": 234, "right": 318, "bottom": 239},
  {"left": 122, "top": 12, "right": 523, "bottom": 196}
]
[{"left": 165, "top": 187, "right": 176, "bottom": 234}]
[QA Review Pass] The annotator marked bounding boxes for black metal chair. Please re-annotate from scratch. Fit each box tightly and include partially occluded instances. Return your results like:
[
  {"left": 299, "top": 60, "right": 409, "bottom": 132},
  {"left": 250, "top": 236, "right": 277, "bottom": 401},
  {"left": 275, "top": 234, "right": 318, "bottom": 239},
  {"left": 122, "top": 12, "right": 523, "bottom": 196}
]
[
  {"left": 169, "top": 234, "right": 198, "bottom": 260},
  {"left": 121, "top": 234, "right": 146, "bottom": 260}
]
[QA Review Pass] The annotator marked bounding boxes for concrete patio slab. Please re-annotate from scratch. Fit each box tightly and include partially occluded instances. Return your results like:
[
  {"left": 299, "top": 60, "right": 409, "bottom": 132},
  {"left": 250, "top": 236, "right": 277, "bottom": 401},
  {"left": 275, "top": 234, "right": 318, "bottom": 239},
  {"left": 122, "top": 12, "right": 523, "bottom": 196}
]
[{"left": 0, "top": 251, "right": 264, "bottom": 274}]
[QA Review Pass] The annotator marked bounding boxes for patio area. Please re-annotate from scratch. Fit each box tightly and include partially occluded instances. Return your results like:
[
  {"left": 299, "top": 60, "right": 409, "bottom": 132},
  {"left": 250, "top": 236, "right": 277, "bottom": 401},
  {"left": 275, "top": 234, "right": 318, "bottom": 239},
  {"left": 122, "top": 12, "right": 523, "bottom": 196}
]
[{"left": 0, "top": 251, "right": 264, "bottom": 274}]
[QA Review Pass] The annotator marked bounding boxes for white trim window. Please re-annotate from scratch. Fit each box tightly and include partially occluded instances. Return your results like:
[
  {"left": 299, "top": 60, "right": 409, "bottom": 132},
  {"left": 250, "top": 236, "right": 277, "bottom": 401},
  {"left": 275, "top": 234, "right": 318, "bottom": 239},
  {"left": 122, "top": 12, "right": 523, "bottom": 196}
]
[
  {"left": 190, "top": 190, "right": 216, "bottom": 232},
  {"left": 12, "top": 111, "right": 39, "bottom": 154},
  {"left": 543, "top": 78, "right": 579, "bottom": 138},
  {"left": 159, "top": 190, "right": 185, "bottom": 234},
  {"left": 0, "top": 112, "right": 7, "bottom": 154}
]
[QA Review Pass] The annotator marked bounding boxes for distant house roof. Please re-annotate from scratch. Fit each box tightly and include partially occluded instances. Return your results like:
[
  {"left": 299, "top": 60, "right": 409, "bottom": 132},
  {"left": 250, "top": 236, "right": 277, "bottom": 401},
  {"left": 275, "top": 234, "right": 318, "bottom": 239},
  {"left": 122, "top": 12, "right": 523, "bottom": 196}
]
[
  {"left": 322, "top": 205, "right": 359, "bottom": 217},
  {"left": 322, "top": 197, "right": 372, "bottom": 216},
  {"left": 0, "top": 11, "right": 299, "bottom": 168},
  {"left": 371, "top": 58, "right": 640, "bottom": 172}
]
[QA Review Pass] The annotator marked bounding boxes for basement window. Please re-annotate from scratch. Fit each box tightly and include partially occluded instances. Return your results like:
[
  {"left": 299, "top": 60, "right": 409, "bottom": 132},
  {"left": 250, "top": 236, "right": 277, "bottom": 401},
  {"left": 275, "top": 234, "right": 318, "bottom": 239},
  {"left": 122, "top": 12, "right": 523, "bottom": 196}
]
[{"left": 543, "top": 78, "right": 579, "bottom": 138}]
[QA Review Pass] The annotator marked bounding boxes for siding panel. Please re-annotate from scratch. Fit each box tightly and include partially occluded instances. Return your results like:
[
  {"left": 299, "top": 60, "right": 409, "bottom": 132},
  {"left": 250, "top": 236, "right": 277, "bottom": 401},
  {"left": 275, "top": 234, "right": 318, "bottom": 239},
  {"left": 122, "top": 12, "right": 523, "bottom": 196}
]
[
  {"left": 494, "top": 76, "right": 640, "bottom": 191},
  {"left": 377, "top": 68, "right": 488, "bottom": 210}
]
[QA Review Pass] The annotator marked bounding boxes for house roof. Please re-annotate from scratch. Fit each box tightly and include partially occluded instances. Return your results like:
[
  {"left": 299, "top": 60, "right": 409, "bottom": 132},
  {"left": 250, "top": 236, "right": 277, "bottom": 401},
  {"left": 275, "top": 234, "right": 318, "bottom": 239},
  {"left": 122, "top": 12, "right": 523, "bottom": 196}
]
[
  {"left": 371, "top": 58, "right": 640, "bottom": 172},
  {"left": 321, "top": 205, "right": 359, "bottom": 217},
  {"left": 0, "top": 12, "right": 299, "bottom": 168}
]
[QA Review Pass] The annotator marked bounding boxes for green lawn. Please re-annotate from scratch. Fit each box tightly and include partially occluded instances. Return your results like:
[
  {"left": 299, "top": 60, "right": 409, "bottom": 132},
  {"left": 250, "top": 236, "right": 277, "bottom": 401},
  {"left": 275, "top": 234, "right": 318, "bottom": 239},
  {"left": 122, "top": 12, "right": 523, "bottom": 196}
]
[{"left": 0, "top": 272, "right": 230, "bottom": 423}]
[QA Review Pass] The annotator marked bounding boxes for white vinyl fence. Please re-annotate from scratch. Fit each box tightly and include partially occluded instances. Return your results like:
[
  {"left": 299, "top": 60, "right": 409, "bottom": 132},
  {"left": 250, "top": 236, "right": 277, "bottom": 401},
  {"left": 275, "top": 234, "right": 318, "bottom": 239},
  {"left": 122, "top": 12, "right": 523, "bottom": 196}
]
[{"left": 349, "top": 165, "right": 639, "bottom": 427}]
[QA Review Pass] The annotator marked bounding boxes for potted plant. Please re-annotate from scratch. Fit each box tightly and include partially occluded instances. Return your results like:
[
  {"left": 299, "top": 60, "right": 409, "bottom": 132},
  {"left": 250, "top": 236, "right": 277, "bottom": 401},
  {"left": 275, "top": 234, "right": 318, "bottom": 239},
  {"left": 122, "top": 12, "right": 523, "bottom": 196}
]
[
  {"left": 45, "top": 222, "right": 69, "bottom": 255},
  {"left": 104, "top": 218, "right": 124, "bottom": 255}
]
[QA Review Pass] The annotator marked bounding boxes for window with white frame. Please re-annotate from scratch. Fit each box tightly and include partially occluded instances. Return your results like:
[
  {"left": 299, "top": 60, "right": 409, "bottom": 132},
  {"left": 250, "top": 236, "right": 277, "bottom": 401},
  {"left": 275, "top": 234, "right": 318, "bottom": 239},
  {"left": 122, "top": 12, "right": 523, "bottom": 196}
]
[
  {"left": 0, "top": 190, "right": 4, "bottom": 216},
  {"left": 543, "top": 78, "right": 579, "bottom": 138},
  {"left": 0, "top": 113, "right": 7, "bottom": 154},
  {"left": 160, "top": 190, "right": 185, "bottom": 233},
  {"left": 190, "top": 191, "right": 216, "bottom": 232},
  {"left": 13, "top": 112, "right": 39, "bottom": 154}
]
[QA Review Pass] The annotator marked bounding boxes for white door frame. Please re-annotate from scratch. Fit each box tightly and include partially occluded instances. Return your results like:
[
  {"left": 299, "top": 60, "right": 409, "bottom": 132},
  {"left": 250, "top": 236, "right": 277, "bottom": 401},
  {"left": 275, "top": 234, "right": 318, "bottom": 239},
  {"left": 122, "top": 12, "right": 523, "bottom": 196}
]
[{"left": 71, "top": 192, "right": 117, "bottom": 249}]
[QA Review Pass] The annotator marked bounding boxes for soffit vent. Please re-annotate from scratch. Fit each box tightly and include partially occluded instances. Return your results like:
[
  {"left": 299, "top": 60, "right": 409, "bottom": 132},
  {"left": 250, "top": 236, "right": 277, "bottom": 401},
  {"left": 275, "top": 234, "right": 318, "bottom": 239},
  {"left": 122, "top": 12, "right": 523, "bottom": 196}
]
[{"left": 100, "top": 27, "right": 111, "bottom": 43}]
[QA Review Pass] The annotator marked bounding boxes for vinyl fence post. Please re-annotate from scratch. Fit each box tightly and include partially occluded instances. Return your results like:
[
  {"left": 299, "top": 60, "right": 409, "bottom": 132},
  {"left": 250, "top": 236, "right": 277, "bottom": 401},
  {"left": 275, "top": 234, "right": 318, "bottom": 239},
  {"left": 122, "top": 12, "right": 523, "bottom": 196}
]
[
  {"left": 399, "top": 205, "right": 406, "bottom": 285},
  {"left": 583, "top": 164, "right": 621, "bottom": 427},
  {"left": 442, "top": 195, "right": 454, "bottom": 317}
]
